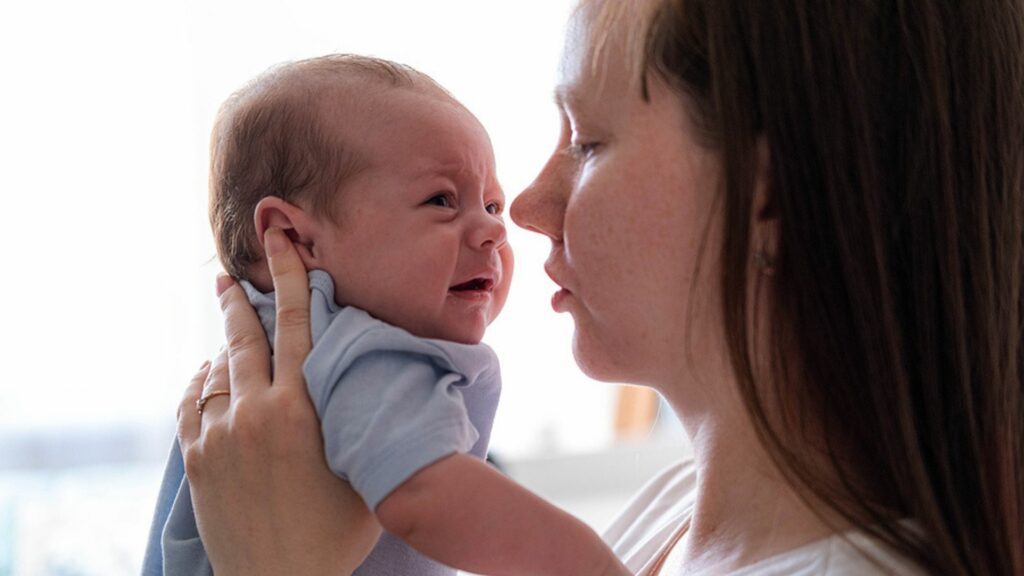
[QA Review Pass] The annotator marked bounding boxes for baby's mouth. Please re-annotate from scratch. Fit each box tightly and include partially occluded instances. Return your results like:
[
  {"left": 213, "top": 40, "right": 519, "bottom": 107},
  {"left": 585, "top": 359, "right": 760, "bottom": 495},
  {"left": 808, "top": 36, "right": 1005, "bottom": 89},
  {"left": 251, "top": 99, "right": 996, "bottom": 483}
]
[{"left": 450, "top": 278, "right": 495, "bottom": 292}]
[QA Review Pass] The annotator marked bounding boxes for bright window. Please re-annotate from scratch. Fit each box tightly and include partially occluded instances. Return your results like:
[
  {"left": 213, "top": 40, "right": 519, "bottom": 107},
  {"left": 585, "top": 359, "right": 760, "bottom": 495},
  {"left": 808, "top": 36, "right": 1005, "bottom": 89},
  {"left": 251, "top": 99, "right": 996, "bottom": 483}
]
[{"left": 0, "top": 2, "right": 685, "bottom": 573}]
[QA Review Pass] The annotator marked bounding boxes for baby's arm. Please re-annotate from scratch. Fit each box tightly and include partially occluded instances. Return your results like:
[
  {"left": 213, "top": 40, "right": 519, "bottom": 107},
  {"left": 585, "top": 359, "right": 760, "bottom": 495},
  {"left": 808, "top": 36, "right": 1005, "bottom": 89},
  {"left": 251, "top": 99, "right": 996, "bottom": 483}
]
[{"left": 376, "top": 453, "right": 630, "bottom": 576}]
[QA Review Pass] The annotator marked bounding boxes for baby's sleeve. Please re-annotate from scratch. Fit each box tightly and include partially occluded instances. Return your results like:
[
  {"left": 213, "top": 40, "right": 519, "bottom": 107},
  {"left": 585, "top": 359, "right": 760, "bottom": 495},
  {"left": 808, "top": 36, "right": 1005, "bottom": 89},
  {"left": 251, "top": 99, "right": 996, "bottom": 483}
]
[{"left": 304, "top": 312, "right": 483, "bottom": 510}]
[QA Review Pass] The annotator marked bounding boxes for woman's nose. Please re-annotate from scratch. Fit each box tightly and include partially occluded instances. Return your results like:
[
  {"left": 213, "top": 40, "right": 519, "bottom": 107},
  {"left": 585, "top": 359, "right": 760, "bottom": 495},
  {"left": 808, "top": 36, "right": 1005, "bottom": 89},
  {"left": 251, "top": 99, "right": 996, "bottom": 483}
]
[{"left": 510, "top": 152, "right": 568, "bottom": 242}]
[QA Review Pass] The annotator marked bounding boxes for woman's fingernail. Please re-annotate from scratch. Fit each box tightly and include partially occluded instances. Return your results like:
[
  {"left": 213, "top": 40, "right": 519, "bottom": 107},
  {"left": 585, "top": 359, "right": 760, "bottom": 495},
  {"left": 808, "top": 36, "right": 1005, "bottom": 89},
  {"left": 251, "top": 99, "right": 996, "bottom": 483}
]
[
  {"left": 216, "top": 273, "right": 234, "bottom": 296},
  {"left": 198, "top": 360, "right": 211, "bottom": 372},
  {"left": 265, "top": 227, "right": 287, "bottom": 257}
]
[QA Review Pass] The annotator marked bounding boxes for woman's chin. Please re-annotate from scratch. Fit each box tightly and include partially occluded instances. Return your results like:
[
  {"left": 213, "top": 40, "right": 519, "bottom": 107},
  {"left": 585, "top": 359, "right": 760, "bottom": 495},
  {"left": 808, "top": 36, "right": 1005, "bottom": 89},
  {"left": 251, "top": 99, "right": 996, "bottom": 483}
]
[{"left": 571, "top": 330, "right": 630, "bottom": 383}]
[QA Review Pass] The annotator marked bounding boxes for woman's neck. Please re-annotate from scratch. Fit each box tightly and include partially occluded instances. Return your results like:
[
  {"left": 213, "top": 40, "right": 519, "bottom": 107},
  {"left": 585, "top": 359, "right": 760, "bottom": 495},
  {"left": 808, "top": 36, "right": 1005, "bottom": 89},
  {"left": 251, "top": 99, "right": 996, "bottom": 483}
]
[{"left": 658, "top": 389, "right": 849, "bottom": 574}]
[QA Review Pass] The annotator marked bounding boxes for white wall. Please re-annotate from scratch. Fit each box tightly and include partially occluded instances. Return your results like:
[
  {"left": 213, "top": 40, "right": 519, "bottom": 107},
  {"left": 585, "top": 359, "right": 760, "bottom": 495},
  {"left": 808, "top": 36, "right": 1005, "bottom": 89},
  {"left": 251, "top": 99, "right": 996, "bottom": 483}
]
[
  {"left": 0, "top": 0, "right": 641, "bottom": 459},
  {"left": 0, "top": 3, "right": 699, "bottom": 572}
]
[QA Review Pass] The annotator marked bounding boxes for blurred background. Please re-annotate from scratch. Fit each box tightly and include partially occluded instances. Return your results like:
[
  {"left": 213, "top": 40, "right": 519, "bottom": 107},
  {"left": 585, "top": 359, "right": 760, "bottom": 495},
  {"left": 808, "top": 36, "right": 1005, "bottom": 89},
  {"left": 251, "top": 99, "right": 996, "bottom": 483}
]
[{"left": 0, "top": 1, "right": 689, "bottom": 573}]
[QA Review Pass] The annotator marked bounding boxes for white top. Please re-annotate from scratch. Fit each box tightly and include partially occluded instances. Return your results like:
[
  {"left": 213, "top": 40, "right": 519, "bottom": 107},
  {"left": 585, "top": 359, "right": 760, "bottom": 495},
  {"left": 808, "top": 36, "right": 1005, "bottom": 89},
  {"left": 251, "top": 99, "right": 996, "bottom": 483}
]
[{"left": 603, "top": 460, "right": 924, "bottom": 575}]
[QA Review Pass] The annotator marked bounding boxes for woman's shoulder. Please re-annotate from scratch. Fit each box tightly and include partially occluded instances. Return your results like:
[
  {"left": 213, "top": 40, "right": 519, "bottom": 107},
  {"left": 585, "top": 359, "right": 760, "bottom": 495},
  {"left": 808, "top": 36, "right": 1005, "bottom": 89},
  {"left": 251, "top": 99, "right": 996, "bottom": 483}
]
[
  {"left": 603, "top": 459, "right": 698, "bottom": 572},
  {"left": 726, "top": 529, "right": 926, "bottom": 576},
  {"left": 606, "top": 458, "right": 698, "bottom": 532},
  {"left": 603, "top": 459, "right": 924, "bottom": 575}
]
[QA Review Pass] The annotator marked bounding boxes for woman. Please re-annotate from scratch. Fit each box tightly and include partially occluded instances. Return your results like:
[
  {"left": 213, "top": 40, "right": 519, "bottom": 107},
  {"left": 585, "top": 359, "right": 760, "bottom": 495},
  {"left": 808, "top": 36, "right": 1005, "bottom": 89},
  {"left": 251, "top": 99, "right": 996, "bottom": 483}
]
[{"left": 178, "top": 0, "right": 1024, "bottom": 574}]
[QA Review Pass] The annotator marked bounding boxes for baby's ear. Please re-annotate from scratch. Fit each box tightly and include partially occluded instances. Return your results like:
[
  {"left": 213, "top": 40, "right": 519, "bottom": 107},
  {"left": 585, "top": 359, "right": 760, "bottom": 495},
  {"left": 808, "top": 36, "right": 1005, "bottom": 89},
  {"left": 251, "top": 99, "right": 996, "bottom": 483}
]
[{"left": 253, "top": 196, "right": 320, "bottom": 267}]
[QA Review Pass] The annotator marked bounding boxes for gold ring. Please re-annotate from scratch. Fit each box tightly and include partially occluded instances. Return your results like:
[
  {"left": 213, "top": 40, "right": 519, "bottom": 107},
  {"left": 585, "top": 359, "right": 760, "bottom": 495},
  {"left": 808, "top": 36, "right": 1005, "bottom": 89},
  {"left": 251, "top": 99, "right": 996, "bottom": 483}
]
[{"left": 196, "top": 390, "right": 231, "bottom": 414}]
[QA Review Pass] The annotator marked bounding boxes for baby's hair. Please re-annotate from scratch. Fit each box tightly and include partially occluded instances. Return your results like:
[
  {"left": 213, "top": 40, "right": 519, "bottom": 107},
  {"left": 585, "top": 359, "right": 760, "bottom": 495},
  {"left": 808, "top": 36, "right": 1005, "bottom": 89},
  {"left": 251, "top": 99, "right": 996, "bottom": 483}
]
[{"left": 209, "top": 54, "right": 451, "bottom": 280}]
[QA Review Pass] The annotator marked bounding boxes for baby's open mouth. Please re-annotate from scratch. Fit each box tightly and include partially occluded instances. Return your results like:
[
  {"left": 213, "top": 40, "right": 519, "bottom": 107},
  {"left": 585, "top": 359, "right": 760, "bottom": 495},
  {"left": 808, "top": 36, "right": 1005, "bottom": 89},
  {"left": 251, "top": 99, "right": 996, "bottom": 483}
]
[{"left": 450, "top": 278, "right": 494, "bottom": 292}]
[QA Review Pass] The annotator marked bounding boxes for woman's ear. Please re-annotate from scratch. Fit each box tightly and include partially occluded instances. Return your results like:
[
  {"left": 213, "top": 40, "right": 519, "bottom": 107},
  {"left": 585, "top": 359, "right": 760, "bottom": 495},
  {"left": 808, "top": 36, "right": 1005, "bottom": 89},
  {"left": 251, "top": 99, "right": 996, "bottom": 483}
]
[
  {"left": 253, "top": 196, "right": 322, "bottom": 269},
  {"left": 753, "top": 137, "right": 776, "bottom": 222},
  {"left": 752, "top": 137, "right": 779, "bottom": 269}
]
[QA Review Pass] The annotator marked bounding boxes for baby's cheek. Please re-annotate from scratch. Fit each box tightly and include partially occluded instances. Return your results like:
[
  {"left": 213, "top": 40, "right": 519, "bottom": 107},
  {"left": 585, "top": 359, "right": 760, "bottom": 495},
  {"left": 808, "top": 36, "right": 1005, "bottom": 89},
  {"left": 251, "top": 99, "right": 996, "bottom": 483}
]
[
  {"left": 498, "top": 244, "right": 514, "bottom": 289},
  {"left": 489, "top": 245, "right": 515, "bottom": 323}
]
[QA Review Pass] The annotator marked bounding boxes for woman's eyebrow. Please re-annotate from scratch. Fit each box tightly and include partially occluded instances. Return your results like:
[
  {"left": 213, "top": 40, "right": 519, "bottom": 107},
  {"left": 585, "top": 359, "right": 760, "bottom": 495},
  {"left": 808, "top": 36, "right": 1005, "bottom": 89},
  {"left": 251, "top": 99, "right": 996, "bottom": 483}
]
[{"left": 554, "top": 85, "right": 582, "bottom": 110}]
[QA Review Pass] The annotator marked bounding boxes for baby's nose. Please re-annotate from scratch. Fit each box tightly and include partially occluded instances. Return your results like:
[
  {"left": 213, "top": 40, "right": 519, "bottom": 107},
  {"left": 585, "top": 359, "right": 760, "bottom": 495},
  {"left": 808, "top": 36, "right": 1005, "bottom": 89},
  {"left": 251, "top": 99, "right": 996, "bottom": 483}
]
[{"left": 470, "top": 212, "right": 507, "bottom": 249}]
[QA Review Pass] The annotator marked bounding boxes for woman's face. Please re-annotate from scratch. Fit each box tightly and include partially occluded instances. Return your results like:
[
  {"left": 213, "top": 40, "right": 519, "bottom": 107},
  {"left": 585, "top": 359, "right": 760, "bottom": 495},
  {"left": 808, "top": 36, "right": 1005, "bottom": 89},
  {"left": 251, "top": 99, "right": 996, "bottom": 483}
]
[{"left": 510, "top": 5, "right": 726, "bottom": 386}]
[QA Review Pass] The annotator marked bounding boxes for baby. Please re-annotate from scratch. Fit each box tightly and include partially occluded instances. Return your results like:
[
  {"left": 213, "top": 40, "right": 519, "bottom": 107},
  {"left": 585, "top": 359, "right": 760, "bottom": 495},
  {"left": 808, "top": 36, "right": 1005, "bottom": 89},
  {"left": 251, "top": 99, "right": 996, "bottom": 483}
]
[{"left": 142, "top": 55, "right": 627, "bottom": 576}]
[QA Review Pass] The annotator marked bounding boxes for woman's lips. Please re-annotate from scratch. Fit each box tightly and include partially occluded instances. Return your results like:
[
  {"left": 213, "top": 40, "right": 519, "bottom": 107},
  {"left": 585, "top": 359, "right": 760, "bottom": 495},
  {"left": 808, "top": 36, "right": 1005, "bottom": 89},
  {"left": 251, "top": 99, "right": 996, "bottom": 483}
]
[
  {"left": 544, "top": 260, "right": 573, "bottom": 312},
  {"left": 551, "top": 288, "right": 572, "bottom": 312}
]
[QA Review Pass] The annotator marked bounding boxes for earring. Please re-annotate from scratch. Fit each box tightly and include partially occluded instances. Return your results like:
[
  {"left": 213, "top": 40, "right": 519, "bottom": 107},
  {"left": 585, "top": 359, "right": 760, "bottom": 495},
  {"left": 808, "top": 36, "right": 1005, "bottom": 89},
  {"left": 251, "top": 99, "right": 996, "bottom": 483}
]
[{"left": 753, "top": 251, "right": 775, "bottom": 275}]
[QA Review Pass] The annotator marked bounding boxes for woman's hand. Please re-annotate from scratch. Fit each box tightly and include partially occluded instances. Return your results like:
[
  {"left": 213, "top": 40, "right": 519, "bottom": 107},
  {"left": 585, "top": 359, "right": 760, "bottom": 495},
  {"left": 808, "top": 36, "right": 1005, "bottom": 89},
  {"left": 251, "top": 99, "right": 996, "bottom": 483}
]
[{"left": 177, "top": 227, "right": 381, "bottom": 576}]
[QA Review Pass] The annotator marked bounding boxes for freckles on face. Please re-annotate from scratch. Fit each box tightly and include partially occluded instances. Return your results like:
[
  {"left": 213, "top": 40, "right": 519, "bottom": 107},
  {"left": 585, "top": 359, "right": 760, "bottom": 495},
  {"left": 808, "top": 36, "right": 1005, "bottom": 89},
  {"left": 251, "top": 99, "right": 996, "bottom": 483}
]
[
  {"left": 512, "top": 7, "right": 723, "bottom": 385},
  {"left": 564, "top": 112, "right": 719, "bottom": 383}
]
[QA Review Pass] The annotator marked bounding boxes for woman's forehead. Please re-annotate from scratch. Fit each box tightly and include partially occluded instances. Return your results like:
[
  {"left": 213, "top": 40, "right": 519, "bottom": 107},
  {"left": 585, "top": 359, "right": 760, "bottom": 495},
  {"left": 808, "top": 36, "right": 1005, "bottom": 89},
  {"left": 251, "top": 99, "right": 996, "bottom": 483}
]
[{"left": 561, "top": 0, "right": 659, "bottom": 97}]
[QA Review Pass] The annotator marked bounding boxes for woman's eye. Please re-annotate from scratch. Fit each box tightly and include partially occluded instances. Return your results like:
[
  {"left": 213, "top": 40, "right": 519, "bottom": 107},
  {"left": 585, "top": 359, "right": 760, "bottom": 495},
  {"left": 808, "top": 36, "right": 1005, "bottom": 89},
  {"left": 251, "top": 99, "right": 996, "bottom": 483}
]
[
  {"left": 485, "top": 202, "right": 502, "bottom": 215},
  {"left": 426, "top": 193, "right": 455, "bottom": 208},
  {"left": 569, "top": 141, "right": 600, "bottom": 159}
]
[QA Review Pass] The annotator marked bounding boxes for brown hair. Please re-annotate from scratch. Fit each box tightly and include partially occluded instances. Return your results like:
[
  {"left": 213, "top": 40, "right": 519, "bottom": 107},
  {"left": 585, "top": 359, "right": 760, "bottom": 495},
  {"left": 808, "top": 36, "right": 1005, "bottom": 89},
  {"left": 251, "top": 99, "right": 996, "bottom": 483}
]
[
  {"left": 209, "top": 54, "right": 447, "bottom": 279},
  {"left": 602, "top": 0, "right": 1024, "bottom": 573}
]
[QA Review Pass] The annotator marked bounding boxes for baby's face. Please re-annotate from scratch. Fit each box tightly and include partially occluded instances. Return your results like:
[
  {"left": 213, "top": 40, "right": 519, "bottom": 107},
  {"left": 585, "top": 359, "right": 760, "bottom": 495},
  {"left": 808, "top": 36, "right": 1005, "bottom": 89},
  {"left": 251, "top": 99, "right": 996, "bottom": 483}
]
[{"left": 316, "top": 89, "right": 512, "bottom": 344}]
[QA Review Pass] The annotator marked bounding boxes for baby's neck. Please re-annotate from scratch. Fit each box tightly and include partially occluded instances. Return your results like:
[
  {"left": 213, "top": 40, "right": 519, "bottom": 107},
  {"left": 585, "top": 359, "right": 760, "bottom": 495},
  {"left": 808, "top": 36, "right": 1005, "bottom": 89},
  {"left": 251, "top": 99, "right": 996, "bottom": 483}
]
[{"left": 245, "top": 262, "right": 275, "bottom": 294}]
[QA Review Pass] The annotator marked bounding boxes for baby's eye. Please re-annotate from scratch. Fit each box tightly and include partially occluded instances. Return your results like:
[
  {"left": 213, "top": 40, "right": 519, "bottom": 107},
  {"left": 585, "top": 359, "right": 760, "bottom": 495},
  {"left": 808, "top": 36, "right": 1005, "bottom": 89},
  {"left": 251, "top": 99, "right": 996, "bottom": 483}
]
[
  {"left": 426, "top": 192, "right": 456, "bottom": 208},
  {"left": 485, "top": 201, "right": 502, "bottom": 215}
]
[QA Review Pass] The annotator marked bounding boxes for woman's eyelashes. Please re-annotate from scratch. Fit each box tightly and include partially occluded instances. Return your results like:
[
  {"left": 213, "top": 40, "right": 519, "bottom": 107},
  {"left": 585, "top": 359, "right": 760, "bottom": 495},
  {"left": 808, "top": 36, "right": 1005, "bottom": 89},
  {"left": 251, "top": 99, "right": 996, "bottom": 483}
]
[
  {"left": 562, "top": 110, "right": 602, "bottom": 160},
  {"left": 568, "top": 127, "right": 602, "bottom": 160},
  {"left": 569, "top": 141, "right": 600, "bottom": 159}
]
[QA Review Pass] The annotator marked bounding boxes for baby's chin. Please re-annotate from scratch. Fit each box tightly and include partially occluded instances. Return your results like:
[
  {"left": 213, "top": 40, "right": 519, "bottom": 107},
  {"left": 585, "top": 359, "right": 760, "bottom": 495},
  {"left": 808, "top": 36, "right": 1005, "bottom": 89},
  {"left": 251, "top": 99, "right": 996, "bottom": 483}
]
[
  {"left": 421, "top": 321, "right": 489, "bottom": 345},
  {"left": 360, "top": 312, "right": 486, "bottom": 345},
  {"left": 350, "top": 298, "right": 494, "bottom": 344},
  {"left": 434, "top": 326, "right": 486, "bottom": 345},
  {"left": 417, "top": 305, "right": 501, "bottom": 344}
]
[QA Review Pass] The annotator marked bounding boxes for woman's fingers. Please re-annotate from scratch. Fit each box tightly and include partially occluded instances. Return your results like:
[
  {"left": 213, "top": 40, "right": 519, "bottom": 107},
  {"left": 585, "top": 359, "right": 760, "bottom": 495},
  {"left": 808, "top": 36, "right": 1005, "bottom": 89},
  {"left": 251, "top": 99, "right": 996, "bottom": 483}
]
[
  {"left": 197, "top": 350, "right": 231, "bottom": 432},
  {"left": 177, "top": 360, "right": 210, "bottom": 451},
  {"left": 218, "top": 273, "right": 272, "bottom": 398},
  {"left": 264, "top": 227, "right": 313, "bottom": 388},
  {"left": 182, "top": 237, "right": 378, "bottom": 574}
]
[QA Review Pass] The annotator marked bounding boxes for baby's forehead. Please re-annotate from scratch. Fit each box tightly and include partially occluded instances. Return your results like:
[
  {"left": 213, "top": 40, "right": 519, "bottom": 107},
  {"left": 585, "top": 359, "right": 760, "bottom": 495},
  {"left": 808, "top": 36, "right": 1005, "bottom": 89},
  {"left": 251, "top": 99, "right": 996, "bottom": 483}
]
[
  {"left": 309, "top": 78, "right": 468, "bottom": 139},
  {"left": 271, "top": 69, "right": 495, "bottom": 185},
  {"left": 344, "top": 91, "right": 493, "bottom": 167}
]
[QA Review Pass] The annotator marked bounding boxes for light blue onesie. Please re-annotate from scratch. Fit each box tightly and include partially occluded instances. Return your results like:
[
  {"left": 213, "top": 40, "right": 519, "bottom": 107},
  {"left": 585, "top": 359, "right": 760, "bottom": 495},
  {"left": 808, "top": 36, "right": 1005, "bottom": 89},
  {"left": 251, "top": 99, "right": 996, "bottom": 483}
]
[{"left": 142, "top": 270, "right": 502, "bottom": 576}]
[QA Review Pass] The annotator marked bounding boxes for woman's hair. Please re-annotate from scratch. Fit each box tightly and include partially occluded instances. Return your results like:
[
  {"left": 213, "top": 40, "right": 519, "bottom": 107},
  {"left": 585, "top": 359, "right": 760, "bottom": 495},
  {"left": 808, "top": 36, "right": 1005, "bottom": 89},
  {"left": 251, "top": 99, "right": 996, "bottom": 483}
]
[
  {"left": 209, "top": 54, "right": 449, "bottom": 279},
  {"left": 621, "top": 0, "right": 1024, "bottom": 573}
]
